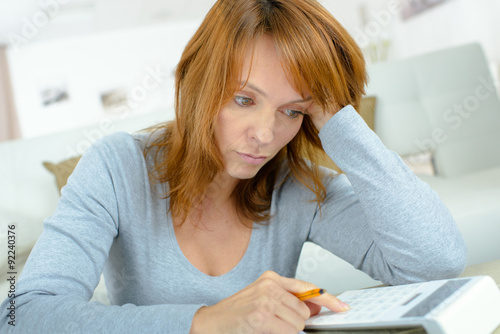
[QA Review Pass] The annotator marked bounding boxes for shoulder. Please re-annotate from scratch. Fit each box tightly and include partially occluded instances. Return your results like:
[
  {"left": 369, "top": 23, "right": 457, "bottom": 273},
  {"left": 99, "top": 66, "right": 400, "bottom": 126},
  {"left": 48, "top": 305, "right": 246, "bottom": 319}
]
[
  {"left": 70, "top": 132, "right": 156, "bottom": 185},
  {"left": 83, "top": 131, "right": 153, "bottom": 164},
  {"left": 90, "top": 131, "right": 148, "bottom": 153},
  {"left": 66, "top": 131, "right": 160, "bottom": 198}
]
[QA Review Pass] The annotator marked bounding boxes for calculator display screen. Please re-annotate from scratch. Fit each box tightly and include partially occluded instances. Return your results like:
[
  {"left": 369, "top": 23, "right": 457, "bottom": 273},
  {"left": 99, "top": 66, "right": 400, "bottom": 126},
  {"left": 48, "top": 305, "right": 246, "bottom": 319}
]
[{"left": 402, "top": 278, "right": 469, "bottom": 317}]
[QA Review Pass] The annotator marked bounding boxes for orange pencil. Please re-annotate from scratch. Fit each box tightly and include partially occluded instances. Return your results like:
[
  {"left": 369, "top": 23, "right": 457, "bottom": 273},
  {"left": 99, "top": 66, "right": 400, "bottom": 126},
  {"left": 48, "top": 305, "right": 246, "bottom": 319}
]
[{"left": 293, "top": 288, "right": 326, "bottom": 301}]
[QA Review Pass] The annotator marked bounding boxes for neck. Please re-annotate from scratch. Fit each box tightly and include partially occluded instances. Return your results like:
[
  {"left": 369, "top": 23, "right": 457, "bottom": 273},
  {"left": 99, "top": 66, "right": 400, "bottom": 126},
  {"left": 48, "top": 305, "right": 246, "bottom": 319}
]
[
  {"left": 204, "top": 172, "right": 240, "bottom": 208},
  {"left": 179, "top": 173, "right": 244, "bottom": 230}
]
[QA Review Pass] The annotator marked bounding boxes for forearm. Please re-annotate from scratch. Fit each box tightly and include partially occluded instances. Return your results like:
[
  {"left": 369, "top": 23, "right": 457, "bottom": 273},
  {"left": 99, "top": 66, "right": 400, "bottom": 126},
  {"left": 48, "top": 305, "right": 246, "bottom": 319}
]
[
  {"left": 314, "top": 106, "right": 467, "bottom": 284},
  {"left": 0, "top": 294, "right": 202, "bottom": 333}
]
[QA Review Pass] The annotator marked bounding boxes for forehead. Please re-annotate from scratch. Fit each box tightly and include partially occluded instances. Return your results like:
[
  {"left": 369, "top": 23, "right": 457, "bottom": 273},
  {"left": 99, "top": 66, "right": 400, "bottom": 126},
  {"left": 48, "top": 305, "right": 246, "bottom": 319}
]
[{"left": 236, "top": 35, "right": 308, "bottom": 97}]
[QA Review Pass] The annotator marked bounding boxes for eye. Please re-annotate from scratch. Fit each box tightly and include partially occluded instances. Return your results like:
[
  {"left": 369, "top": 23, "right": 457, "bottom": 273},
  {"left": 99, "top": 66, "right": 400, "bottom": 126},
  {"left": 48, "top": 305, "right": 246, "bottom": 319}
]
[
  {"left": 234, "top": 96, "right": 254, "bottom": 107},
  {"left": 281, "top": 109, "right": 304, "bottom": 119}
]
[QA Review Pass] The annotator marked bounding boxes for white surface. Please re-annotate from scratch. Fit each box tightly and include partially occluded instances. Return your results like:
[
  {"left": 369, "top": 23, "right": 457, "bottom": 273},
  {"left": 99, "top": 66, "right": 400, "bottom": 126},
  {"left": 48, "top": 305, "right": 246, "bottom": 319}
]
[{"left": 296, "top": 242, "right": 381, "bottom": 295}]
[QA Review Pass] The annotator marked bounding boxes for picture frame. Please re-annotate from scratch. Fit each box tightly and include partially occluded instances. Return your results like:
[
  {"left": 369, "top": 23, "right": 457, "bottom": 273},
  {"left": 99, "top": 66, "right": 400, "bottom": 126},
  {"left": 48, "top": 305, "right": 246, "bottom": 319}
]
[{"left": 400, "top": 0, "right": 449, "bottom": 20}]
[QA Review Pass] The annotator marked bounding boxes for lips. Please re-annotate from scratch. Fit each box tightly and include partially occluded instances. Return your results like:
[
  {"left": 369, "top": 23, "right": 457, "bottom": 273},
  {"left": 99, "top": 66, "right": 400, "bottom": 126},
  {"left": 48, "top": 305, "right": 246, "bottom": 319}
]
[{"left": 237, "top": 152, "right": 267, "bottom": 165}]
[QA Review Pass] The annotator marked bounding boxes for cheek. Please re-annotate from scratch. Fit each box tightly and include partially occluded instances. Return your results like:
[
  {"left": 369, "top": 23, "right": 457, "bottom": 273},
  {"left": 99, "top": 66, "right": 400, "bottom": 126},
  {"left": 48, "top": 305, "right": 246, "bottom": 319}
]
[
  {"left": 214, "top": 109, "right": 246, "bottom": 152},
  {"left": 214, "top": 110, "right": 232, "bottom": 145},
  {"left": 277, "top": 119, "right": 303, "bottom": 146}
]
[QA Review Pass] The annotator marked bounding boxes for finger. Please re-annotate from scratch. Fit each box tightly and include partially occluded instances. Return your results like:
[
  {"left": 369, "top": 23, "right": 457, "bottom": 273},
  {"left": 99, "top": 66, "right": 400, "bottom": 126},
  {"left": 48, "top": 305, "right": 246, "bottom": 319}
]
[
  {"left": 261, "top": 272, "right": 316, "bottom": 316},
  {"left": 272, "top": 274, "right": 350, "bottom": 313},
  {"left": 304, "top": 300, "right": 322, "bottom": 316},
  {"left": 280, "top": 291, "right": 311, "bottom": 320},
  {"left": 274, "top": 303, "right": 306, "bottom": 332},
  {"left": 265, "top": 314, "right": 302, "bottom": 334},
  {"left": 306, "top": 292, "right": 350, "bottom": 313},
  {"left": 270, "top": 272, "right": 318, "bottom": 295},
  {"left": 254, "top": 273, "right": 310, "bottom": 321}
]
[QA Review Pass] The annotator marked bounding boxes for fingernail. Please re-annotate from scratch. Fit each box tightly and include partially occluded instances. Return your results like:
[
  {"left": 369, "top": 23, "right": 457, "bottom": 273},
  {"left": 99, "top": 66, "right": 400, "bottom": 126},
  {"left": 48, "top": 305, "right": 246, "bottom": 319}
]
[{"left": 339, "top": 301, "right": 350, "bottom": 311}]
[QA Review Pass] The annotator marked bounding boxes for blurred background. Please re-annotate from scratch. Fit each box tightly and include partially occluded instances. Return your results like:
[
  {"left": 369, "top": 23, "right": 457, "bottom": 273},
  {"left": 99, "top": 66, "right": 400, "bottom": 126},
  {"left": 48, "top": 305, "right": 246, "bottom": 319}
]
[
  {"left": 0, "top": 0, "right": 499, "bottom": 140},
  {"left": 1, "top": 0, "right": 500, "bottom": 297}
]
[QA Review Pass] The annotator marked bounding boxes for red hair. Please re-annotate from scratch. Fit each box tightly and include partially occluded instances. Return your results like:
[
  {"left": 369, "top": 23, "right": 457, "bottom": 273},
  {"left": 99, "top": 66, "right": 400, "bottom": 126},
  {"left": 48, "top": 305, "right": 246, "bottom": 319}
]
[{"left": 145, "top": 0, "right": 367, "bottom": 225}]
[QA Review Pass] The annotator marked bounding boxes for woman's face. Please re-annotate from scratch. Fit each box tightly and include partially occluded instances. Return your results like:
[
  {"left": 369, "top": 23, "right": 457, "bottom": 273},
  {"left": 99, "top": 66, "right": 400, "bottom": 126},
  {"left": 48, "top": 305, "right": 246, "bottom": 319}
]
[{"left": 214, "top": 35, "right": 312, "bottom": 181}]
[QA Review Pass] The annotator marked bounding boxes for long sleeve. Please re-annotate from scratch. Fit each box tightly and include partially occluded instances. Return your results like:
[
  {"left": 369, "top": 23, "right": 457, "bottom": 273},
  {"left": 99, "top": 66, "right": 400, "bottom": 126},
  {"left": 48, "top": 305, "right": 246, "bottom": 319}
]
[
  {"left": 308, "top": 105, "right": 467, "bottom": 285},
  {"left": 0, "top": 133, "right": 204, "bottom": 333}
]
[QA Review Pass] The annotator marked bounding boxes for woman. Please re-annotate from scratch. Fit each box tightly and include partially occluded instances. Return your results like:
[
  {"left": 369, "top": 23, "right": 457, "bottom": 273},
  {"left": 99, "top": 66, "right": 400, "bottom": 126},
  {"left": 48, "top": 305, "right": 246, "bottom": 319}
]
[{"left": 1, "top": 0, "right": 466, "bottom": 333}]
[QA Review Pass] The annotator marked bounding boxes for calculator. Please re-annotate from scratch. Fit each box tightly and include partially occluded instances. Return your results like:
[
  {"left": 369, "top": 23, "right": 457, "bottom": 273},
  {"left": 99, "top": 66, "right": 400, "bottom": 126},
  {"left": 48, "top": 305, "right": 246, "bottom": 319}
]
[{"left": 305, "top": 276, "right": 500, "bottom": 334}]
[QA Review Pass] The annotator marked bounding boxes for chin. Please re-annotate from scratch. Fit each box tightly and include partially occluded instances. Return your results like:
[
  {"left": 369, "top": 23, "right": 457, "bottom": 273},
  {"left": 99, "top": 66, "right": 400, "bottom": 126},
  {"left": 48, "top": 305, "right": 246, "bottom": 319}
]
[
  {"left": 227, "top": 166, "right": 261, "bottom": 180},
  {"left": 228, "top": 172, "right": 259, "bottom": 180}
]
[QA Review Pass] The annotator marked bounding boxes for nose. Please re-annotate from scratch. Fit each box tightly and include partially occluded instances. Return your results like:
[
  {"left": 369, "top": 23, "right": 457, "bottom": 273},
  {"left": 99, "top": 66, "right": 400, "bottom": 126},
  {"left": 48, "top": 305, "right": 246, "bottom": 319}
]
[{"left": 250, "top": 109, "right": 275, "bottom": 145}]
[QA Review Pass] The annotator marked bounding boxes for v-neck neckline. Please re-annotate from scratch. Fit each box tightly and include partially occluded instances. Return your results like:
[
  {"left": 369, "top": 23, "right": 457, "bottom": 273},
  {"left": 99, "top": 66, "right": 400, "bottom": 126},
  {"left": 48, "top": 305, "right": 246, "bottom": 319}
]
[{"left": 165, "top": 210, "right": 258, "bottom": 280}]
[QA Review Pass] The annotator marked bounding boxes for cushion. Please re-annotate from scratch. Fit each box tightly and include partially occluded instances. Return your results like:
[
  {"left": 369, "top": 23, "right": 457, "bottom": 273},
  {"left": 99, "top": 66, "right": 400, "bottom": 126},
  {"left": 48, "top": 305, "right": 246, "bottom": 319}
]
[
  {"left": 358, "top": 96, "right": 377, "bottom": 131},
  {"left": 43, "top": 156, "right": 81, "bottom": 193},
  {"left": 401, "top": 151, "right": 436, "bottom": 176}
]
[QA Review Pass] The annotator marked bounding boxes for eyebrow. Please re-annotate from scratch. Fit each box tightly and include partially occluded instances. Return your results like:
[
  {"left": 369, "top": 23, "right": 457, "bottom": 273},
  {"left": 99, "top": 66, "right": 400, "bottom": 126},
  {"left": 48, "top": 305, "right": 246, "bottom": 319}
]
[{"left": 240, "top": 81, "right": 312, "bottom": 104}]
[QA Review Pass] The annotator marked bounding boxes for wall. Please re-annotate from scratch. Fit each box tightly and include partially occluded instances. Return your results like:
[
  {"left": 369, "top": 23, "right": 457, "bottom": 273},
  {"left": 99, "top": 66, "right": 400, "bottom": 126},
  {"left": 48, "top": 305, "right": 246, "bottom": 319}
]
[
  {"left": 390, "top": 0, "right": 500, "bottom": 63},
  {"left": 0, "top": 0, "right": 214, "bottom": 45},
  {"left": 346, "top": 0, "right": 499, "bottom": 68},
  {"left": 0, "top": 0, "right": 213, "bottom": 139},
  {"left": 2, "top": 0, "right": 499, "bottom": 138},
  {"left": 5, "top": 19, "right": 200, "bottom": 138},
  {"left": 331, "top": 0, "right": 500, "bottom": 89}
]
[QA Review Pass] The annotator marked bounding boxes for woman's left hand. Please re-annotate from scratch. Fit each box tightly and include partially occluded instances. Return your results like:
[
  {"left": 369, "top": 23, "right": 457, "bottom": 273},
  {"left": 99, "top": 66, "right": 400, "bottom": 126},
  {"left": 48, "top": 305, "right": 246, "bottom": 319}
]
[{"left": 306, "top": 101, "right": 342, "bottom": 132}]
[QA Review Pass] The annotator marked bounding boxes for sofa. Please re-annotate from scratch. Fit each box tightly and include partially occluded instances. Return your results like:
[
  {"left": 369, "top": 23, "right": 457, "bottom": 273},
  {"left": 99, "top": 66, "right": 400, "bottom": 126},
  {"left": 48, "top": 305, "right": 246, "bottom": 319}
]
[
  {"left": 0, "top": 109, "right": 172, "bottom": 304},
  {"left": 366, "top": 42, "right": 500, "bottom": 265},
  {"left": 1, "top": 44, "right": 499, "bottom": 303},
  {"left": 297, "top": 43, "right": 500, "bottom": 293}
]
